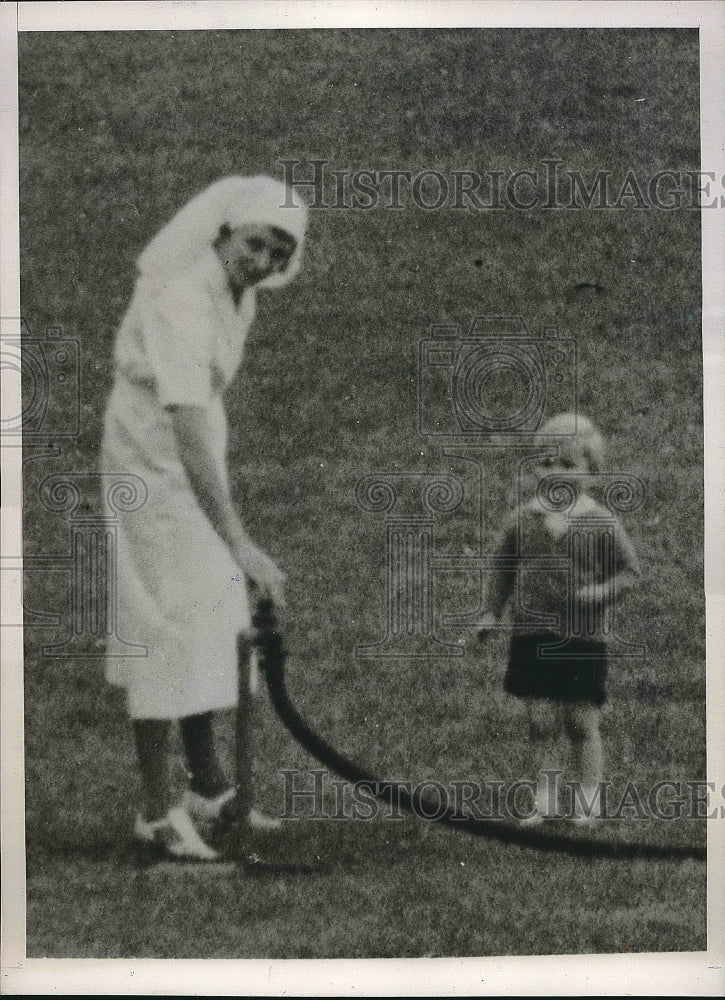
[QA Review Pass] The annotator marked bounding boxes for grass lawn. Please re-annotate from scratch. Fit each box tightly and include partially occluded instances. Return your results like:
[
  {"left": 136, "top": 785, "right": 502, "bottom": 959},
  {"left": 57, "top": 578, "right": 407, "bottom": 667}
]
[{"left": 18, "top": 28, "right": 705, "bottom": 958}]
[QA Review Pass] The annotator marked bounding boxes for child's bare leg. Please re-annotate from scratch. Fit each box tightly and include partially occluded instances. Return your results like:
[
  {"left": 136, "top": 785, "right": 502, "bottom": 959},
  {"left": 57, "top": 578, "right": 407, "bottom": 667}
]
[
  {"left": 562, "top": 703, "right": 603, "bottom": 819},
  {"left": 133, "top": 719, "right": 172, "bottom": 821},
  {"left": 524, "top": 699, "right": 563, "bottom": 821}
]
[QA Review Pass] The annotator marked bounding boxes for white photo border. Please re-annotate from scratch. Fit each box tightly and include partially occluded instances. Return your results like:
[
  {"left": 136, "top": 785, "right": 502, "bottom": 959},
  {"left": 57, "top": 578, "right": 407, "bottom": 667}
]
[{"left": 2, "top": 1, "right": 723, "bottom": 995}]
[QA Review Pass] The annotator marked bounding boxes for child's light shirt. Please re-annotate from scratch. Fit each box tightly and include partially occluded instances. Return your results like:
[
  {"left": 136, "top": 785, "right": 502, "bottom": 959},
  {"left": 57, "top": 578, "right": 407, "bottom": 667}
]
[{"left": 486, "top": 492, "right": 640, "bottom": 640}]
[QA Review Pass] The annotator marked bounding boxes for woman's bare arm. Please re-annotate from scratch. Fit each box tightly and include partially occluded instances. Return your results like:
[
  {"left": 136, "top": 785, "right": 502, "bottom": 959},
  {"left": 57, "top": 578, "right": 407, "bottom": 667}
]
[{"left": 168, "top": 403, "right": 285, "bottom": 605}]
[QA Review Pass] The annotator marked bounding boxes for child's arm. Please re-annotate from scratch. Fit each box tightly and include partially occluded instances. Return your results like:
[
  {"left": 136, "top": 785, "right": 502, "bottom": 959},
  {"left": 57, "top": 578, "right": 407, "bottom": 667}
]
[
  {"left": 477, "top": 519, "right": 518, "bottom": 639},
  {"left": 576, "top": 520, "right": 641, "bottom": 605}
]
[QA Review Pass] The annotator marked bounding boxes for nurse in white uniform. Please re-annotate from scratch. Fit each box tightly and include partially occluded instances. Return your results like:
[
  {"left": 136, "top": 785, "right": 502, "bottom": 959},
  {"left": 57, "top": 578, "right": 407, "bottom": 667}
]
[{"left": 102, "top": 176, "right": 307, "bottom": 860}]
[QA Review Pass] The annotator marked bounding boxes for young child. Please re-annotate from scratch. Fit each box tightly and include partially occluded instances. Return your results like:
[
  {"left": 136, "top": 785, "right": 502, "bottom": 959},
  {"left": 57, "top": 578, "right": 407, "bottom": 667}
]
[
  {"left": 477, "top": 413, "right": 641, "bottom": 824},
  {"left": 102, "top": 176, "right": 308, "bottom": 860}
]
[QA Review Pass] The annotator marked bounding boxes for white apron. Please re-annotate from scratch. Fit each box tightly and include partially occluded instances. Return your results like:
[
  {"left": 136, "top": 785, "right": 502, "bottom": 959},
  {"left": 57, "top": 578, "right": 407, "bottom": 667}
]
[{"left": 102, "top": 256, "right": 254, "bottom": 720}]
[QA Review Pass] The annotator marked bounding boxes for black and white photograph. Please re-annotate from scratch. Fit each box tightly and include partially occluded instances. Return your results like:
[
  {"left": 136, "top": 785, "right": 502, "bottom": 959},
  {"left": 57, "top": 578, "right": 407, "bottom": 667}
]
[{"left": 2, "top": 0, "right": 724, "bottom": 994}]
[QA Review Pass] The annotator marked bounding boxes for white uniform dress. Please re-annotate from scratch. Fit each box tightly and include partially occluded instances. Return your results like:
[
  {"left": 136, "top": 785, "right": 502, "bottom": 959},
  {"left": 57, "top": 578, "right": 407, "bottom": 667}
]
[{"left": 102, "top": 251, "right": 255, "bottom": 720}]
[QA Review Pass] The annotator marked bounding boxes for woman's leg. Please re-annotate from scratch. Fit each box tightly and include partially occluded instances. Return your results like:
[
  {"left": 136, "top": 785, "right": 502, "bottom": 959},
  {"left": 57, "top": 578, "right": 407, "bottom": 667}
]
[
  {"left": 133, "top": 717, "right": 219, "bottom": 860},
  {"left": 133, "top": 719, "right": 173, "bottom": 821},
  {"left": 180, "top": 645, "right": 281, "bottom": 832},
  {"left": 180, "top": 712, "right": 230, "bottom": 798},
  {"left": 562, "top": 702, "right": 603, "bottom": 818}
]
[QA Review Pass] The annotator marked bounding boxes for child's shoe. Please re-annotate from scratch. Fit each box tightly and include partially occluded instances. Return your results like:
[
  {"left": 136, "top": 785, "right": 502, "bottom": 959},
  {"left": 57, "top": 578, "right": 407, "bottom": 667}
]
[
  {"left": 518, "top": 811, "right": 544, "bottom": 828},
  {"left": 571, "top": 806, "right": 601, "bottom": 826},
  {"left": 572, "top": 785, "right": 602, "bottom": 826},
  {"left": 134, "top": 805, "right": 219, "bottom": 861}
]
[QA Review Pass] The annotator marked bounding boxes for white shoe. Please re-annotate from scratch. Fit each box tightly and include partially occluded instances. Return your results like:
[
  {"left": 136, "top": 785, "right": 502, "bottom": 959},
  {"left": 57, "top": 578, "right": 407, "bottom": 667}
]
[
  {"left": 183, "top": 787, "right": 236, "bottom": 824},
  {"left": 134, "top": 805, "right": 218, "bottom": 861},
  {"left": 572, "top": 785, "right": 602, "bottom": 825},
  {"left": 184, "top": 789, "right": 281, "bottom": 832},
  {"left": 518, "top": 812, "right": 544, "bottom": 828},
  {"left": 248, "top": 808, "right": 282, "bottom": 832},
  {"left": 571, "top": 812, "right": 599, "bottom": 827}
]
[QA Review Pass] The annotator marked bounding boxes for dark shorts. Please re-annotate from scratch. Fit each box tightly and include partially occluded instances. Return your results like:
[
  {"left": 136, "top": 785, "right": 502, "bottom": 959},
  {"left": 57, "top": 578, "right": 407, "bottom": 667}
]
[{"left": 504, "top": 633, "right": 608, "bottom": 706}]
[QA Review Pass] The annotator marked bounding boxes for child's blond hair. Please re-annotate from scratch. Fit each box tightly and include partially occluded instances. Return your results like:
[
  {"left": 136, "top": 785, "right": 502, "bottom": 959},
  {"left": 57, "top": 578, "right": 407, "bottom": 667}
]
[{"left": 536, "top": 412, "right": 605, "bottom": 473}]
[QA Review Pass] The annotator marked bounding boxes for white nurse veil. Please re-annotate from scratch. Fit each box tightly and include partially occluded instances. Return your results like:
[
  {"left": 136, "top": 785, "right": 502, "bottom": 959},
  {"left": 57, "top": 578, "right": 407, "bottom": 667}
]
[{"left": 136, "top": 175, "right": 308, "bottom": 290}]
